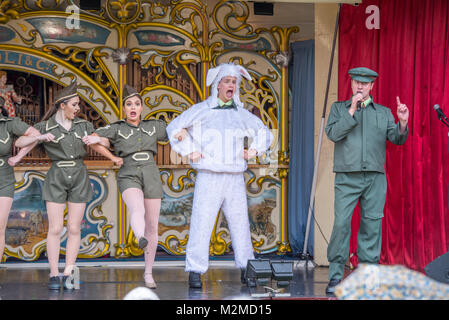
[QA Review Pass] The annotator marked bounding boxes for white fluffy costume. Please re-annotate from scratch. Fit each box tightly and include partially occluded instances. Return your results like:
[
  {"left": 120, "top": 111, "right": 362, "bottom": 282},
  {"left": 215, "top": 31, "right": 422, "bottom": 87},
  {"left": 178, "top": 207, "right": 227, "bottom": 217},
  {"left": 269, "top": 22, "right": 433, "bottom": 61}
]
[{"left": 166, "top": 63, "right": 273, "bottom": 273}]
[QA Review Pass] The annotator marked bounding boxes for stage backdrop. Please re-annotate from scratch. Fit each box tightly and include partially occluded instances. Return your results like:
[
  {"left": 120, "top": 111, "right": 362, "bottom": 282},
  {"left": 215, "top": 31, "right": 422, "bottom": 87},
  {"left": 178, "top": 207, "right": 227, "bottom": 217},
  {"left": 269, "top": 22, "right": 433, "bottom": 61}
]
[{"left": 338, "top": 0, "right": 449, "bottom": 272}]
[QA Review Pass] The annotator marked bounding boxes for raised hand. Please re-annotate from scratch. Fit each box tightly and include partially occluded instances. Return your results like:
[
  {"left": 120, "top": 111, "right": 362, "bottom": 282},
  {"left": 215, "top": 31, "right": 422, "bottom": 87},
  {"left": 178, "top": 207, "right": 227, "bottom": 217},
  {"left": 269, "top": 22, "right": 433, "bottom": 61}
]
[
  {"left": 82, "top": 134, "right": 101, "bottom": 145},
  {"left": 174, "top": 129, "right": 188, "bottom": 141},
  {"left": 396, "top": 96, "right": 409, "bottom": 121},
  {"left": 38, "top": 133, "right": 55, "bottom": 142},
  {"left": 8, "top": 155, "right": 21, "bottom": 167},
  {"left": 349, "top": 92, "right": 364, "bottom": 116},
  {"left": 243, "top": 148, "right": 257, "bottom": 160},
  {"left": 188, "top": 151, "right": 202, "bottom": 163},
  {"left": 112, "top": 156, "right": 123, "bottom": 168},
  {"left": 396, "top": 96, "right": 409, "bottom": 132}
]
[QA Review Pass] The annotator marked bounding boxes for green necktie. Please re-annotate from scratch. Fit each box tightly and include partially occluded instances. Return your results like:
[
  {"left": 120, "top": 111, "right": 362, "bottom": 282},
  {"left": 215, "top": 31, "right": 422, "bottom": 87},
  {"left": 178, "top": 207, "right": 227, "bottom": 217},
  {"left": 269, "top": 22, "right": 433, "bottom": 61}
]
[{"left": 212, "top": 102, "right": 237, "bottom": 110}]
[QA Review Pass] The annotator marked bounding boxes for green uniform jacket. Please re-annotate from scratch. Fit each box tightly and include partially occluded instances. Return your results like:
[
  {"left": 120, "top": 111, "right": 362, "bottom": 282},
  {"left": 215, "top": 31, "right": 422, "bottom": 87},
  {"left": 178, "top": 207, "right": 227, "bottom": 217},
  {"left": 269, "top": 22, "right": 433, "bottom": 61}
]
[
  {"left": 34, "top": 115, "right": 95, "bottom": 160},
  {"left": 0, "top": 116, "right": 30, "bottom": 158},
  {"left": 95, "top": 119, "right": 168, "bottom": 157},
  {"left": 0, "top": 116, "right": 29, "bottom": 196},
  {"left": 325, "top": 99, "right": 409, "bottom": 173}
]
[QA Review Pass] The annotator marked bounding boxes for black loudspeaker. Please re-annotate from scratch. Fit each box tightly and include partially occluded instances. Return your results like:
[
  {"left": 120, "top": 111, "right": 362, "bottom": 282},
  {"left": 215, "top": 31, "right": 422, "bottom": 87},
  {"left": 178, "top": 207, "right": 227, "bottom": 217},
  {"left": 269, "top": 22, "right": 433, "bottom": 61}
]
[
  {"left": 424, "top": 251, "right": 449, "bottom": 284},
  {"left": 253, "top": 2, "right": 273, "bottom": 16},
  {"left": 271, "top": 261, "right": 293, "bottom": 287},
  {"left": 79, "top": 0, "right": 101, "bottom": 10},
  {"left": 246, "top": 259, "right": 272, "bottom": 285}
]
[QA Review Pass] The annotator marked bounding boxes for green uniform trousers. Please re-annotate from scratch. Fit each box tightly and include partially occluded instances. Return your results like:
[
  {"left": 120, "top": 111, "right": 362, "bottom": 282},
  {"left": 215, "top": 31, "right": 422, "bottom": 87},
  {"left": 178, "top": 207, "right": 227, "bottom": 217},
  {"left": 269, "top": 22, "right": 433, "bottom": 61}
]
[{"left": 327, "top": 171, "right": 386, "bottom": 281}]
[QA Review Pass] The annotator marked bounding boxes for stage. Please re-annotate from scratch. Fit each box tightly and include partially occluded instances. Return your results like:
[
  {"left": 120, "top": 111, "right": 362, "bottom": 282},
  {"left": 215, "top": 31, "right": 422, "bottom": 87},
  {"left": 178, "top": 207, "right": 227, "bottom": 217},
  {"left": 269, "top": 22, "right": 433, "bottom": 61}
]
[{"left": 0, "top": 260, "right": 336, "bottom": 300}]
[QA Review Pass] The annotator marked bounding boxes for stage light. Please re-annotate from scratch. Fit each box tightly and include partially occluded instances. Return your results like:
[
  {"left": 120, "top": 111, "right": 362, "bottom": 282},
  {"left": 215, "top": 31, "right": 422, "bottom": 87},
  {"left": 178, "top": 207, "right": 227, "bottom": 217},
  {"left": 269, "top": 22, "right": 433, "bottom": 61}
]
[
  {"left": 253, "top": 2, "right": 274, "bottom": 16},
  {"left": 80, "top": 0, "right": 101, "bottom": 10},
  {"left": 246, "top": 259, "right": 272, "bottom": 286},
  {"left": 270, "top": 260, "right": 293, "bottom": 288}
]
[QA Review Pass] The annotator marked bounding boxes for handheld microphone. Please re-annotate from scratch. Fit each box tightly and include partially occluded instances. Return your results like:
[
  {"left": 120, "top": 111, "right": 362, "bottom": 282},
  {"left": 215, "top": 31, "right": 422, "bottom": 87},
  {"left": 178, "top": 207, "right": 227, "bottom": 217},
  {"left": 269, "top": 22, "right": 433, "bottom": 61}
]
[
  {"left": 434, "top": 104, "right": 448, "bottom": 121},
  {"left": 356, "top": 92, "right": 363, "bottom": 111},
  {"left": 243, "top": 136, "right": 249, "bottom": 150}
]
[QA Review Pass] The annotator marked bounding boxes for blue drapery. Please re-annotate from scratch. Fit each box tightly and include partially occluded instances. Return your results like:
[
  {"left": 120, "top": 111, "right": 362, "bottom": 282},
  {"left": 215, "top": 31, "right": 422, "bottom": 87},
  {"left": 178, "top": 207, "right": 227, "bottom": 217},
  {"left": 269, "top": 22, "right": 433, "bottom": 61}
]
[{"left": 287, "top": 40, "right": 315, "bottom": 256}]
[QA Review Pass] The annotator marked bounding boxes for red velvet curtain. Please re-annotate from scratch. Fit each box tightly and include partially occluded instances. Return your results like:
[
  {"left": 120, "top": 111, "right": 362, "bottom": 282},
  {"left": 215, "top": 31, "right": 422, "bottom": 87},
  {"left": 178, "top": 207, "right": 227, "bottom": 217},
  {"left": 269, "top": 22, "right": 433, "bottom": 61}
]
[{"left": 338, "top": 0, "right": 449, "bottom": 272}]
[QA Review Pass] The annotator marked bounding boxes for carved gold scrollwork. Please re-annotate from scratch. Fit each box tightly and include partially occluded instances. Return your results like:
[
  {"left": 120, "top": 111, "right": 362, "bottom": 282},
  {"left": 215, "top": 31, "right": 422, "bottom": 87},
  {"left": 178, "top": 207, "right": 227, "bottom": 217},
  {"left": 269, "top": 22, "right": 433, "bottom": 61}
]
[
  {"left": 77, "top": 204, "right": 113, "bottom": 259},
  {"left": 210, "top": 214, "right": 230, "bottom": 256},
  {"left": 160, "top": 168, "right": 196, "bottom": 193},
  {"left": 106, "top": 0, "right": 142, "bottom": 24},
  {"left": 124, "top": 228, "right": 144, "bottom": 256},
  {"left": 42, "top": 46, "right": 115, "bottom": 94},
  {"left": 21, "top": 0, "right": 63, "bottom": 11},
  {"left": 246, "top": 174, "right": 280, "bottom": 195},
  {"left": 276, "top": 241, "right": 292, "bottom": 255},
  {"left": 0, "top": 0, "right": 20, "bottom": 24},
  {"left": 252, "top": 237, "right": 265, "bottom": 254},
  {"left": 240, "top": 72, "right": 279, "bottom": 130},
  {"left": 1, "top": 0, "right": 299, "bottom": 258},
  {"left": 170, "top": 0, "right": 207, "bottom": 44},
  {"left": 163, "top": 234, "right": 188, "bottom": 255},
  {"left": 210, "top": 0, "right": 257, "bottom": 40}
]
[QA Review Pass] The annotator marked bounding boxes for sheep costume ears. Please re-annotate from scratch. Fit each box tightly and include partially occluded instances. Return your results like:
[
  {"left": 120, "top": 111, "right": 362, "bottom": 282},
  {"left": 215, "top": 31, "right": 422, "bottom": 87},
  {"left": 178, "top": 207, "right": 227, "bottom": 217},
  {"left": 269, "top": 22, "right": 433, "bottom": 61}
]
[{"left": 206, "top": 63, "right": 252, "bottom": 87}]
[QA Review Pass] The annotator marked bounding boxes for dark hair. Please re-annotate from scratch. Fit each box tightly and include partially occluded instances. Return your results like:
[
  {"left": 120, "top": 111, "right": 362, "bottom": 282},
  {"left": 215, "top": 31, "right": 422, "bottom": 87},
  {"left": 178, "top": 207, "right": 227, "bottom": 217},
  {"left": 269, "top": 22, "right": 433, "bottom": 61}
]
[
  {"left": 0, "top": 107, "right": 8, "bottom": 117},
  {"left": 41, "top": 99, "right": 68, "bottom": 121},
  {"left": 0, "top": 97, "right": 8, "bottom": 117}
]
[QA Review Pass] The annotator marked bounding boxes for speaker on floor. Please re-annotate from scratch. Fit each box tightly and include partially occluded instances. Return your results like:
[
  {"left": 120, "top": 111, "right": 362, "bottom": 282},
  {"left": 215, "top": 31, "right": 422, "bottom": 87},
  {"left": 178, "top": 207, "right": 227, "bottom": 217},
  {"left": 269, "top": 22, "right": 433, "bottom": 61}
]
[
  {"left": 246, "top": 259, "right": 272, "bottom": 286},
  {"left": 424, "top": 251, "right": 449, "bottom": 284},
  {"left": 270, "top": 260, "right": 293, "bottom": 287}
]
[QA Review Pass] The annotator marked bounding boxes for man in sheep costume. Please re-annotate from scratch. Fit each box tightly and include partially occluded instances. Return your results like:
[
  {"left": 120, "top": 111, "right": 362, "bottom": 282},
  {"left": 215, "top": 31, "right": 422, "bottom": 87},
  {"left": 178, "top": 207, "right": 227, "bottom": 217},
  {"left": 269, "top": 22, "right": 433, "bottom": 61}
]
[{"left": 167, "top": 62, "right": 273, "bottom": 288}]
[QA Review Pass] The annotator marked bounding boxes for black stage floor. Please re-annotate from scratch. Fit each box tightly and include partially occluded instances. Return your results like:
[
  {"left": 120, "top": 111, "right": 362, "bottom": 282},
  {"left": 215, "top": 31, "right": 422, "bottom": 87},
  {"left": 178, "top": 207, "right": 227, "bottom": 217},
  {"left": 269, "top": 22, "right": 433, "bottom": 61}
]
[{"left": 0, "top": 260, "right": 336, "bottom": 300}]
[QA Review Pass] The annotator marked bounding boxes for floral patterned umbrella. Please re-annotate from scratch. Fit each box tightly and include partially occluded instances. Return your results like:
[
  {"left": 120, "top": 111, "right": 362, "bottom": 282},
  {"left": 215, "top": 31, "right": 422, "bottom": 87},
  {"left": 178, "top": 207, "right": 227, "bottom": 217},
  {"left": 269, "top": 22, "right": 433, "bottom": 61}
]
[{"left": 335, "top": 264, "right": 449, "bottom": 300}]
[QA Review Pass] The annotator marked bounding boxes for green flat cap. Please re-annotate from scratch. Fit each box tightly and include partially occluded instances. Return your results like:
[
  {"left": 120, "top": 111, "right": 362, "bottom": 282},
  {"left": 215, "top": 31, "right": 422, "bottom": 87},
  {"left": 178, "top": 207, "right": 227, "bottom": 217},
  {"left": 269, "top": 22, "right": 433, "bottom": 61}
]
[
  {"left": 348, "top": 67, "right": 378, "bottom": 83},
  {"left": 54, "top": 82, "right": 78, "bottom": 104},
  {"left": 123, "top": 84, "right": 141, "bottom": 102}
]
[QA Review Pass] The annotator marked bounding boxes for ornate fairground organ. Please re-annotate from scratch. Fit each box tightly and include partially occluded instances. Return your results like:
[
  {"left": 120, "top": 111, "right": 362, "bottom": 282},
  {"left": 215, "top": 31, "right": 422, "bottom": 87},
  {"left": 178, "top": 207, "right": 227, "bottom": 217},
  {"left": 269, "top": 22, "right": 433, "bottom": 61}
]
[{"left": 0, "top": 0, "right": 297, "bottom": 261}]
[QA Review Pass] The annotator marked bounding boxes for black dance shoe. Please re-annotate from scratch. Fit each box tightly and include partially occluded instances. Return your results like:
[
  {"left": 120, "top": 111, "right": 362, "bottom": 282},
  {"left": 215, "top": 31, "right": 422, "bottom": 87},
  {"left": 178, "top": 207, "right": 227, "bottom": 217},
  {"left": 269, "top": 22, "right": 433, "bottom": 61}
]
[
  {"left": 189, "top": 272, "right": 202, "bottom": 289},
  {"left": 48, "top": 276, "right": 61, "bottom": 290}
]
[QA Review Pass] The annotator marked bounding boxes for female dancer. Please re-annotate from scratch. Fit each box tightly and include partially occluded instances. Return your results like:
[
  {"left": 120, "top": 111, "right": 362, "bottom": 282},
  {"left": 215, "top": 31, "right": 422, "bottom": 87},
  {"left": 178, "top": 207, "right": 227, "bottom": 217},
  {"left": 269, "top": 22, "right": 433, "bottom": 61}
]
[
  {"left": 15, "top": 82, "right": 110, "bottom": 290},
  {"left": 0, "top": 96, "right": 48, "bottom": 263},
  {"left": 83, "top": 85, "right": 167, "bottom": 289}
]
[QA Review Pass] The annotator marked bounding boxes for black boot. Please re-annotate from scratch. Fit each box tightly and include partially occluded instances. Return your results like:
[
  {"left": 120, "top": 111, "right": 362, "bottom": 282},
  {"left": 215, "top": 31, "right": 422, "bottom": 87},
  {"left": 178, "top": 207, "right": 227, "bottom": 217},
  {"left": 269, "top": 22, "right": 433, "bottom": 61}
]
[
  {"left": 241, "top": 268, "right": 256, "bottom": 287},
  {"left": 240, "top": 269, "right": 246, "bottom": 284},
  {"left": 325, "top": 279, "right": 341, "bottom": 296},
  {"left": 189, "top": 272, "right": 202, "bottom": 289}
]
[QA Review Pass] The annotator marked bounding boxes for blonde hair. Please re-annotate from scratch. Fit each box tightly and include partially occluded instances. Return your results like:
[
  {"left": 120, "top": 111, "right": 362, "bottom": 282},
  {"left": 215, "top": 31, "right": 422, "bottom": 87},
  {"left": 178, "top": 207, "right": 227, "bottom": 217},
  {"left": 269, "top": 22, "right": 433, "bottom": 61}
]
[{"left": 0, "top": 71, "right": 6, "bottom": 78}]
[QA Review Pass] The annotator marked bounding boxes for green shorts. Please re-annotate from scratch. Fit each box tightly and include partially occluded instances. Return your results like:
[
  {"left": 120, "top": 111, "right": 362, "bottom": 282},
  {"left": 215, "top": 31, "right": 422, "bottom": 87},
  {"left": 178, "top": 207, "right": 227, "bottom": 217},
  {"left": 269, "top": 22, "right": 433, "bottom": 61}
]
[
  {"left": 0, "top": 161, "right": 15, "bottom": 198},
  {"left": 118, "top": 154, "right": 163, "bottom": 199},
  {"left": 43, "top": 160, "right": 93, "bottom": 204}
]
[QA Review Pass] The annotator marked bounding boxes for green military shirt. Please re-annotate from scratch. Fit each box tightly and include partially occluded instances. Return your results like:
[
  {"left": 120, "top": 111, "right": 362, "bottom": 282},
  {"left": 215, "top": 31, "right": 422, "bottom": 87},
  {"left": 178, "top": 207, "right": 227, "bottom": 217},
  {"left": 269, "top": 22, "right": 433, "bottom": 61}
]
[
  {"left": 0, "top": 115, "right": 30, "bottom": 157},
  {"left": 34, "top": 115, "right": 95, "bottom": 160},
  {"left": 325, "top": 98, "right": 408, "bottom": 173},
  {"left": 95, "top": 119, "right": 168, "bottom": 157}
]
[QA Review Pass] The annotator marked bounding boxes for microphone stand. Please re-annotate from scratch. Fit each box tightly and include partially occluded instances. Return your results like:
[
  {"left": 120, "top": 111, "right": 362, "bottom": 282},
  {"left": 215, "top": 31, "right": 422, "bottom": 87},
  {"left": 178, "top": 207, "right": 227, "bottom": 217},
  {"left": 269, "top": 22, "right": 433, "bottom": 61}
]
[
  {"left": 301, "top": 3, "right": 341, "bottom": 266},
  {"left": 437, "top": 115, "right": 449, "bottom": 128}
]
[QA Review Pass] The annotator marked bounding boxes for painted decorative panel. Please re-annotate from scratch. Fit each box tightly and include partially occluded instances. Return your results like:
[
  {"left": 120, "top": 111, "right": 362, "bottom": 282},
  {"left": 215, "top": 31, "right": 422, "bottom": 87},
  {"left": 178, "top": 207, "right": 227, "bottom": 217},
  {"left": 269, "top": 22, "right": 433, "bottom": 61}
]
[
  {"left": 4, "top": 171, "right": 111, "bottom": 262},
  {"left": 0, "top": 0, "right": 297, "bottom": 260}
]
